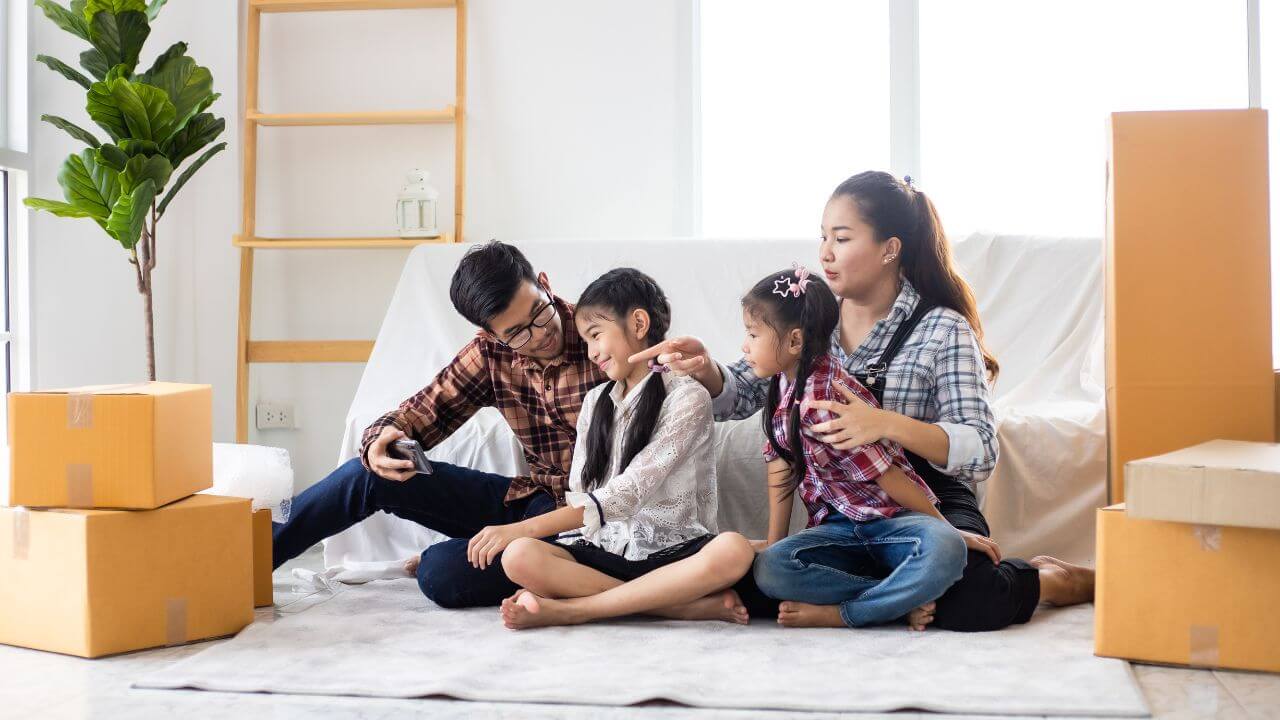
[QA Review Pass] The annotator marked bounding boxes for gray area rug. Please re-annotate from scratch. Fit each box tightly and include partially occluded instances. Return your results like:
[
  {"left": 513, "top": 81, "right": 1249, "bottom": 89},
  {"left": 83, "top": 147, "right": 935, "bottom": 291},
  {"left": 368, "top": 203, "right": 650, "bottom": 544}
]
[{"left": 136, "top": 579, "right": 1147, "bottom": 717}]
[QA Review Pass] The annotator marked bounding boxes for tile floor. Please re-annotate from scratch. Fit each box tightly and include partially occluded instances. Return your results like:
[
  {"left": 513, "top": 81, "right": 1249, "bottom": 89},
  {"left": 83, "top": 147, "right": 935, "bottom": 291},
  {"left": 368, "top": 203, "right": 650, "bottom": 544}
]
[{"left": 0, "top": 547, "right": 1275, "bottom": 720}]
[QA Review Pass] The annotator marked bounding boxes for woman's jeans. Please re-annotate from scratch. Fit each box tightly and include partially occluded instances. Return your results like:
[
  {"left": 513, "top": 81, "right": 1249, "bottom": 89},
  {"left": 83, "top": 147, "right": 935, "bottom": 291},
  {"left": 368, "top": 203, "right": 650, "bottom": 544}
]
[{"left": 752, "top": 510, "right": 967, "bottom": 628}]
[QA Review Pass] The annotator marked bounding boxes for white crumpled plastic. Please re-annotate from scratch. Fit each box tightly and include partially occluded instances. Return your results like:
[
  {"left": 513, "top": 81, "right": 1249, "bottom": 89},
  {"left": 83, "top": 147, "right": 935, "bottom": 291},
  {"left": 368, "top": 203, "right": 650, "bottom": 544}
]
[{"left": 202, "top": 443, "right": 295, "bottom": 523}]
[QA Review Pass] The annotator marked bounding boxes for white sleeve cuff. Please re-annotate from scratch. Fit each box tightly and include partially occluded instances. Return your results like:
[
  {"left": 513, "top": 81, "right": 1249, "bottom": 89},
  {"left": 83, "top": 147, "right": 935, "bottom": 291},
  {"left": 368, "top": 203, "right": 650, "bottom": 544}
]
[
  {"left": 934, "top": 422, "right": 984, "bottom": 475},
  {"left": 710, "top": 362, "right": 739, "bottom": 420},
  {"left": 565, "top": 491, "right": 605, "bottom": 535}
]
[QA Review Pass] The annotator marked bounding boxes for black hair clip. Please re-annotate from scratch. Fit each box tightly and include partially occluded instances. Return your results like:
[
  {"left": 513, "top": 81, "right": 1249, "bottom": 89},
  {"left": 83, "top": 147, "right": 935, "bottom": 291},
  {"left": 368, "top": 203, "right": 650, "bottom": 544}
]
[{"left": 903, "top": 175, "right": 915, "bottom": 189}]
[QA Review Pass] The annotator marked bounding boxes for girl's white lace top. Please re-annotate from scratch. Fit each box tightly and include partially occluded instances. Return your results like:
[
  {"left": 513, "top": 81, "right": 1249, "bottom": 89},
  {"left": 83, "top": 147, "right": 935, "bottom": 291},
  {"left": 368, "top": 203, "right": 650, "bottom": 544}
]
[{"left": 560, "top": 372, "right": 718, "bottom": 560}]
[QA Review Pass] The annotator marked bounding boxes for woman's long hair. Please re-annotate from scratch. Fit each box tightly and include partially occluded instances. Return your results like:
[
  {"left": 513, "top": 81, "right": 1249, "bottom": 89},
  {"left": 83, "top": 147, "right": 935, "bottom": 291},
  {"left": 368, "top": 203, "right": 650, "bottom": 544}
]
[
  {"left": 743, "top": 269, "right": 839, "bottom": 500},
  {"left": 578, "top": 268, "right": 672, "bottom": 492},
  {"left": 831, "top": 171, "right": 999, "bottom": 380}
]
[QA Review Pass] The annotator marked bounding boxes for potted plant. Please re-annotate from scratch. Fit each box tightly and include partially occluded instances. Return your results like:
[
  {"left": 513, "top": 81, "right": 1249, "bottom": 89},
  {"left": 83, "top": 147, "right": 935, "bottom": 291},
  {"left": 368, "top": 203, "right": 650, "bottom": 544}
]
[{"left": 25, "top": 0, "right": 227, "bottom": 380}]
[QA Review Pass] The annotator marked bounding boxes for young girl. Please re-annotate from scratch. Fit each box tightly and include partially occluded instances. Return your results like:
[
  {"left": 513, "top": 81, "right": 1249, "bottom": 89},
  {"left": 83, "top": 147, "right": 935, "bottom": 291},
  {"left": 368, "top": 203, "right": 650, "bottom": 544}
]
[
  {"left": 744, "top": 265, "right": 967, "bottom": 630},
  {"left": 468, "top": 268, "right": 758, "bottom": 629}
]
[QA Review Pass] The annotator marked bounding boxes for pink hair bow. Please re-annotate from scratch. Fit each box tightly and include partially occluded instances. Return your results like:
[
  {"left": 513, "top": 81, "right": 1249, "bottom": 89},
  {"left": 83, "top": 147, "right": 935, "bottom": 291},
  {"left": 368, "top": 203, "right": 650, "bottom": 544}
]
[{"left": 772, "top": 263, "right": 813, "bottom": 299}]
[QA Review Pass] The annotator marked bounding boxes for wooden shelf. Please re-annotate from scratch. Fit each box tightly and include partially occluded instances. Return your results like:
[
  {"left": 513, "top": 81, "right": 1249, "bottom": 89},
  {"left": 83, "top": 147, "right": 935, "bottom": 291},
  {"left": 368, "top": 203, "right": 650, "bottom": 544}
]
[
  {"left": 235, "top": 234, "right": 454, "bottom": 249},
  {"left": 252, "top": 0, "right": 456, "bottom": 12},
  {"left": 247, "top": 340, "right": 375, "bottom": 363},
  {"left": 247, "top": 107, "right": 455, "bottom": 127}
]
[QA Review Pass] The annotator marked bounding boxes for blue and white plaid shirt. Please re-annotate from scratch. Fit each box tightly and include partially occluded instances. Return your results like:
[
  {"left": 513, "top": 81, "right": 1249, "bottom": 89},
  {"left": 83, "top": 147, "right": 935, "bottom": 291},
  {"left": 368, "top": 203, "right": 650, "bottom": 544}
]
[{"left": 711, "top": 279, "right": 999, "bottom": 483}]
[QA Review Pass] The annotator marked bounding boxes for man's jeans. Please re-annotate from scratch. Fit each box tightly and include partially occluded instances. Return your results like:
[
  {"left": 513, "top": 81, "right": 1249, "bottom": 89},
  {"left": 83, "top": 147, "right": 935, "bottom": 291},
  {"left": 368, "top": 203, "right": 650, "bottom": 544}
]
[
  {"left": 272, "top": 457, "right": 555, "bottom": 608},
  {"left": 752, "top": 510, "right": 967, "bottom": 627}
]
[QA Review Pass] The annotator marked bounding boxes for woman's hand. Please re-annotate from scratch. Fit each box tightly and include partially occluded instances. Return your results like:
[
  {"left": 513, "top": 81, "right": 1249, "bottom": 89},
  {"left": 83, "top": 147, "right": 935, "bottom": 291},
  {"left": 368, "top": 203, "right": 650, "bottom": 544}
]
[
  {"left": 627, "top": 336, "right": 722, "bottom": 394},
  {"left": 467, "top": 524, "right": 527, "bottom": 570},
  {"left": 805, "top": 383, "right": 893, "bottom": 450},
  {"left": 957, "top": 529, "right": 1001, "bottom": 564}
]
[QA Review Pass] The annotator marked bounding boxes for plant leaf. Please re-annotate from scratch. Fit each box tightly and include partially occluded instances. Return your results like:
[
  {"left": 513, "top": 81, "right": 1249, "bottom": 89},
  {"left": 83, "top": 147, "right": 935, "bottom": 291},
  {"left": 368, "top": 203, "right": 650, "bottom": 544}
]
[
  {"left": 83, "top": 0, "right": 146, "bottom": 20},
  {"left": 161, "top": 112, "right": 224, "bottom": 166},
  {"left": 36, "top": 55, "right": 92, "bottom": 90},
  {"left": 95, "top": 144, "right": 130, "bottom": 172},
  {"left": 122, "top": 153, "right": 172, "bottom": 194},
  {"left": 89, "top": 77, "right": 176, "bottom": 143},
  {"left": 86, "top": 78, "right": 127, "bottom": 139},
  {"left": 138, "top": 41, "right": 186, "bottom": 83},
  {"left": 41, "top": 114, "right": 103, "bottom": 148},
  {"left": 86, "top": 9, "right": 150, "bottom": 76},
  {"left": 56, "top": 150, "right": 119, "bottom": 233},
  {"left": 35, "top": 0, "right": 90, "bottom": 42},
  {"left": 24, "top": 197, "right": 96, "bottom": 218},
  {"left": 80, "top": 49, "right": 111, "bottom": 81},
  {"left": 146, "top": 0, "right": 167, "bottom": 21},
  {"left": 118, "top": 138, "right": 160, "bottom": 156},
  {"left": 145, "top": 56, "right": 214, "bottom": 134},
  {"left": 106, "top": 178, "right": 155, "bottom": 249},
  {"left": 158, "top": 141, "right": 225, "bottom": 217}
]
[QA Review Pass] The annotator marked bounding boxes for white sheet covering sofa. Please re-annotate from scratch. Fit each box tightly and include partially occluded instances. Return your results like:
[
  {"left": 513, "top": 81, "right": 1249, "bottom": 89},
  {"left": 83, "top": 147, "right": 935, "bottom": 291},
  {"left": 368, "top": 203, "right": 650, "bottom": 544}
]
[{"left": 324, "top": 235, "right": 1106, "bottom": 573}]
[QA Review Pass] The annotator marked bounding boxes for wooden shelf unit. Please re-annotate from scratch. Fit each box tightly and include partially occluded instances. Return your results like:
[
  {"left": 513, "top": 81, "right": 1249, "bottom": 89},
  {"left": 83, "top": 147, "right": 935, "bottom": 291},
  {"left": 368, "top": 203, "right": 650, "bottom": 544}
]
[{"left": 237, "top": 0, "right": 466, "bottom": 441}]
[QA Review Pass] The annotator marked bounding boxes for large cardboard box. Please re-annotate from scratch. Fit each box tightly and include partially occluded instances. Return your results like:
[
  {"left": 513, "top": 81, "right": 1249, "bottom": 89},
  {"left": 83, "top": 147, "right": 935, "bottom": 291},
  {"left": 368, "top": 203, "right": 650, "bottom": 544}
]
[
  {"left": 1127, "top": 440, "right": 1280, "bottom": 530},
  {"left": 253, "top": 508, "right": 273, "bottom": 608},
  {"left": 9, "top": 382, "right": 212, "bottom": 509},
  {"left": 1095, "top": 504, "right": 1280, "bottom": 673},
  {"left": 1105, "top": 110, "right": 1275, "bottom": 502},
  {"left": 0, "top": 494, "right": 253, "bottom": 658}
]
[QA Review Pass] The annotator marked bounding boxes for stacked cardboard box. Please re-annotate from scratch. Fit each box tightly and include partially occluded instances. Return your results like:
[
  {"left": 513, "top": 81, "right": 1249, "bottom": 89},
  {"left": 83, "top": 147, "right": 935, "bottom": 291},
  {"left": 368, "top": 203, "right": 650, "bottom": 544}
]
[
  {"left": 1096, "top": 441, "right": 1280, "bottom": 673},
  {"left": 0, "top": 383, "right": 259, "bottom": 658},
  {"left": 1105, "top": 109, "right": 1275, "bottom": 502}
]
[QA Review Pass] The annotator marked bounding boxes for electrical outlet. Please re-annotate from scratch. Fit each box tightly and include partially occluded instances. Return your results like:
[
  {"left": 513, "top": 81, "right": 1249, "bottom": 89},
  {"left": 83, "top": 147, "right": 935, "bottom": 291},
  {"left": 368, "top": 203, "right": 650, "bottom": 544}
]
[{"left": 255, "top": 403, "right": 295, "bottom": 430}]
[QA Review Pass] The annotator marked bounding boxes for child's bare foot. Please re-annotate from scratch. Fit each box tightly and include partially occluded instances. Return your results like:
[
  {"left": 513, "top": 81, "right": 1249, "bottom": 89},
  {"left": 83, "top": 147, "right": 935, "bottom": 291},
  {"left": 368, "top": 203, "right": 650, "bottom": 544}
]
[
  {"left": 403, "top": 556, "right": 420, "bottom": 576},
  {"left": 777, "top": 601, "right": 845, "bottom": 628},
  {"left": 666, "top": 589, "right": 749, "bottom": 624},
  {"left": 1030, "top": 555, "right": 1095, "bottom": 606},
  {"left": 907, "top": 601, "right": 936, "bottom": 631},
  {"left": 501, "top": 591, "right": 584, "bottom": 630}
]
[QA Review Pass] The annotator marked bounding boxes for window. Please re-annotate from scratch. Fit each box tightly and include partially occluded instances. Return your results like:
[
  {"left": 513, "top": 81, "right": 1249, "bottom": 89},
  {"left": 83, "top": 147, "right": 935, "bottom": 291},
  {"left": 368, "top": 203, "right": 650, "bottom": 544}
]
[{"left": 0, "top": 0, "right": 31, "bottom": 446}]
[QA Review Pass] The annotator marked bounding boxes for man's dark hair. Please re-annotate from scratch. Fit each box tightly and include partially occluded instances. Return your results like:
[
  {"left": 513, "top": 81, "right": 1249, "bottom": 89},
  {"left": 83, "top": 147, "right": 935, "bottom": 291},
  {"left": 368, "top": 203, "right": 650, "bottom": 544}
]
[{"left": 449, "top": 240, "right": 538, "bottom": 330}]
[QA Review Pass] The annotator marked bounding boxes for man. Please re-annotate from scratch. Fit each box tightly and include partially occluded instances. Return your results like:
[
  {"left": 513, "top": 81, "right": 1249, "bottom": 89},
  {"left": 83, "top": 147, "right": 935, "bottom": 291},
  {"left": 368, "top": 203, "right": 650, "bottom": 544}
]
[{"left": 272, "top": 241, "right": 607, "bottom": 608}]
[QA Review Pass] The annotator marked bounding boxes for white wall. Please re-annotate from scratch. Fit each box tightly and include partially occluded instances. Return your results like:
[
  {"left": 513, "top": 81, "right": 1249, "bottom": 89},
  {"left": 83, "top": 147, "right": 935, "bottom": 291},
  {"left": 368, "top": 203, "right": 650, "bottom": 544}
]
[{"left": 31, "top": 1, "right": 694, "bottom": 489}]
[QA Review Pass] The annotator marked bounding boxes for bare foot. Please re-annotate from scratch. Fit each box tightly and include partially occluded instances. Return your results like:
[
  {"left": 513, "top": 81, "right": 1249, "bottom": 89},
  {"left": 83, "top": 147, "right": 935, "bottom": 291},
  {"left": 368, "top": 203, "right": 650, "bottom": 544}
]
[
  {"left": 664, "top": 589, "right": 749, "bottom": 625},
  {"left": 403, "top": 556, "right": 420, "bottom": 576},
  {"left": 500, "top": 591, "right": 584, "bottom": 630},
  {"left": 906, "top": 601, "right": 936, "bottom": 632},
  {"left": 1030, "top": 555, "right": 1095, "bottom": 606},
  {"left": 777, "top": 601, "right": 846, "bottom": 628}
]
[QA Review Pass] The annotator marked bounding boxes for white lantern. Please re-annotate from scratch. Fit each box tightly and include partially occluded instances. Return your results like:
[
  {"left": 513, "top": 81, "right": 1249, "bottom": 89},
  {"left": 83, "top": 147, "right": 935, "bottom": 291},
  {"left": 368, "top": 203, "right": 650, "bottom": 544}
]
[{"left": 396, "top": 169, "right": 441, "bottom": 238}]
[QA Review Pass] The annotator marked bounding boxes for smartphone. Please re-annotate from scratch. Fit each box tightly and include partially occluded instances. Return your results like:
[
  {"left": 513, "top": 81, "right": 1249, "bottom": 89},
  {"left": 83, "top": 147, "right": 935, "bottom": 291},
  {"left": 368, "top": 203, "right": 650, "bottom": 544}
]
[{"left": 391, "top": 438, "right": 434, "bottom": 475}]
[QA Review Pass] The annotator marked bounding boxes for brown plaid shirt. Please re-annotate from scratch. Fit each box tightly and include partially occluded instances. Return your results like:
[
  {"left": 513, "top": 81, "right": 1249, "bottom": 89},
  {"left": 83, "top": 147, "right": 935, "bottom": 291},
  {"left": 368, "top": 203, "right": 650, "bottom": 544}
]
[{"left": 360, "top": 296, "right": 607, "bottom": 505}]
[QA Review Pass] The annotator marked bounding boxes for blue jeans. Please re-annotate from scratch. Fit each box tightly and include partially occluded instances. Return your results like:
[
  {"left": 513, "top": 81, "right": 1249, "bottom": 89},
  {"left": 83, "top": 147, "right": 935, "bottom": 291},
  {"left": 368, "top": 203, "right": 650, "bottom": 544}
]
[
  {"left": 272, "top": 457, "right": 555, "bottom": 608},
  {"left": 752, "top": 510, "right": 967, "bottom": 628}
]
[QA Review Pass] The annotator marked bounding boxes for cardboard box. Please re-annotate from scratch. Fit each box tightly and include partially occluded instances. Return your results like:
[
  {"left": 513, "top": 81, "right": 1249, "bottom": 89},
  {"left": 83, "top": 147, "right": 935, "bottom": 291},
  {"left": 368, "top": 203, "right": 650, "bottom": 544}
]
[
  {"left": 9, "top": 382, "right": 213, "bottom": 509},
  {"left": 253, "top": 508, "right": 273, "bottom": 608},
  {"left": 0, "top": 494, "right": 253, "bottom": 658},
  {"left": 1095, "top": 504, "right": 1280, "bottom": 673},
  {"left": 1127, "top": 440, "right": 1280, "bottom": 530},
  {"left": 1105, "top": 110, "right": 1275, "bottom": 502}
]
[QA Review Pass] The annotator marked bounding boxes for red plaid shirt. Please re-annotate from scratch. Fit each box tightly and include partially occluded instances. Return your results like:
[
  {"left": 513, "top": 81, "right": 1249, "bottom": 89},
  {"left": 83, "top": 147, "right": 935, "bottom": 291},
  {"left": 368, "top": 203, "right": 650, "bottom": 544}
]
[
  {"left": 360, "top": 296, "right": 607, "bottom": 505},
  {"left": 764, "top": 353, "right": 936, "bottom": 525}
]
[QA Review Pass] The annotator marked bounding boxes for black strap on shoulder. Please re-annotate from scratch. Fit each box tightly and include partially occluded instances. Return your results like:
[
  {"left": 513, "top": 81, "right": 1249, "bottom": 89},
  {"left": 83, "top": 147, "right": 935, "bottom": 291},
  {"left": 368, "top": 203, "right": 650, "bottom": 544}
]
[{"left": 859, "top": 301, "right": 935, "bottom": 405}]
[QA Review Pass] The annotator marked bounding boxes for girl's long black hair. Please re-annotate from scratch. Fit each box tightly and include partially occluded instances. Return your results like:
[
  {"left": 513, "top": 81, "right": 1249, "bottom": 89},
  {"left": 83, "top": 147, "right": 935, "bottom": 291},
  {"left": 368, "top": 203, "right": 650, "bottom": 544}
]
[
  {"left": 578, "top": 268, "right": 672, "bottom": 492},
  {"left": 744, "top": 268, "right": 840, "bottom": 500}
]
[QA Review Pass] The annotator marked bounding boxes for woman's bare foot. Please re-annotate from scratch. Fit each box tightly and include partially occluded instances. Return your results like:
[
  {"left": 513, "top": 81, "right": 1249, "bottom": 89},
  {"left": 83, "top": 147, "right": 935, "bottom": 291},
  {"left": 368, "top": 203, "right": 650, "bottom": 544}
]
[
  {"left": 403, "top": 556, "right": 420, "bottom": 576},
  {"left": 1030, "top": 555, "right": 1095, "bottom": 606},
  {"left": 777, "top": 601, "right": 846, "bottom": 628},
  {"left": 500, "top": 591, "right": 585, "bottom": 630},
  {"left": 906, "top": 601, "right": 936, "bottom": 631},
  {"left": 665, "top": 589, "right": 749, "bottom": 625}
]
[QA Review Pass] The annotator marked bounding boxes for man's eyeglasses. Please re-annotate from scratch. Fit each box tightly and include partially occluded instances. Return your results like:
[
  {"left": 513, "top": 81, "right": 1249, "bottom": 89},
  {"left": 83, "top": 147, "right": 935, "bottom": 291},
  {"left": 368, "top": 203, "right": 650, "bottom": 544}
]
[{"left": 501, "top": 293, "right": 557, "bottom": 350}]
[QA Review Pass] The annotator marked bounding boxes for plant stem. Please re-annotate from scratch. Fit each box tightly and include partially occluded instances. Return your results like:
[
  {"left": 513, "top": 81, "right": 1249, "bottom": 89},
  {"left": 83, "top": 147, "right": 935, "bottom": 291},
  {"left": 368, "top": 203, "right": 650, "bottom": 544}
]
[{"left": 137, "top": 208, "right": 158, "bottom": 381}]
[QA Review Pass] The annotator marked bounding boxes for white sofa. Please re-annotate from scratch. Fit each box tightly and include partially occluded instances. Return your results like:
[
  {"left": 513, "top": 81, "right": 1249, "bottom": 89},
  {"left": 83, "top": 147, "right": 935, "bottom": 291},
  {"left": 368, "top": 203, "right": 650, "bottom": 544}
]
[{"left": 324, "top": 235, "right": 1106, "bottom": 572}]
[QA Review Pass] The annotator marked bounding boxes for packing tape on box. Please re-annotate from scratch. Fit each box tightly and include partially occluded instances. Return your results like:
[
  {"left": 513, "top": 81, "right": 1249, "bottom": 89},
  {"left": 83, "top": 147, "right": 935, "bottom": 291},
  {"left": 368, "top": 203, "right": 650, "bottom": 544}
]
[
  {"left": 1193, "top": 525, "right": 1223, "bottom": 552},
  {"left": 65, "top": 465, "right": 93, "bottom": 508},
  {"left": 11, "top": 508, "right": 29, "bottom": 560},
  {"left": 67, "top": 391, "right": 93, "bottom": 428},
  {"left": 165, "top": 598, "right": 188, "bottom": 647},
  {"left": 1189, "top": 625, "right": 1221, "bottom": 667}
]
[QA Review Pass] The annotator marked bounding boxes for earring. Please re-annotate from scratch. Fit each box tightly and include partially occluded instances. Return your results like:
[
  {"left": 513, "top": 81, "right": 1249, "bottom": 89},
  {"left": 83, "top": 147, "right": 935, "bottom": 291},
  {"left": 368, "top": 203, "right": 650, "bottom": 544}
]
[{"left": 884, "top": 254, "right": 897, "bottom": 264}]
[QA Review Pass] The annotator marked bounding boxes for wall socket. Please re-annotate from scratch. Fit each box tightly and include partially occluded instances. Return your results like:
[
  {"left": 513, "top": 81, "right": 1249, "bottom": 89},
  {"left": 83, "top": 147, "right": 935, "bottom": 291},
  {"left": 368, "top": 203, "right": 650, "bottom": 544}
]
[{"left": 255, "top": 403, "right": 295, "bottom": 430}]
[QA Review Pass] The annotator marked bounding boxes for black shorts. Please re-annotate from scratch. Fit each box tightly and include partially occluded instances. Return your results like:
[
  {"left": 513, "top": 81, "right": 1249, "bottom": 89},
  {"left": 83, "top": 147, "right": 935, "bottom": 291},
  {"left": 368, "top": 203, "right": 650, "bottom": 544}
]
[{"left": 549, "top": 534, "right": 780, "bottom": 619}]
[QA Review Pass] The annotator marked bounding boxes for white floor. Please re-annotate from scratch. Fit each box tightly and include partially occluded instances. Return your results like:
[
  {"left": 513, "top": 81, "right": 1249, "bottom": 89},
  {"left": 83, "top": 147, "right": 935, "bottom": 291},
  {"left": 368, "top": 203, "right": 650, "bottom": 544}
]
[{"left": 1, "top": 547, "right": 1276, "bottom": 720}]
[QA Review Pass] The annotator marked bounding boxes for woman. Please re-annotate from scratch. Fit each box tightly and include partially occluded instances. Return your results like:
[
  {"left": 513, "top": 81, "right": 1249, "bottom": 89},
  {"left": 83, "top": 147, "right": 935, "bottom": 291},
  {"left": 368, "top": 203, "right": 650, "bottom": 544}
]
[{"left": 632, "top": 171, "right": 1094, "bottom": 631}]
